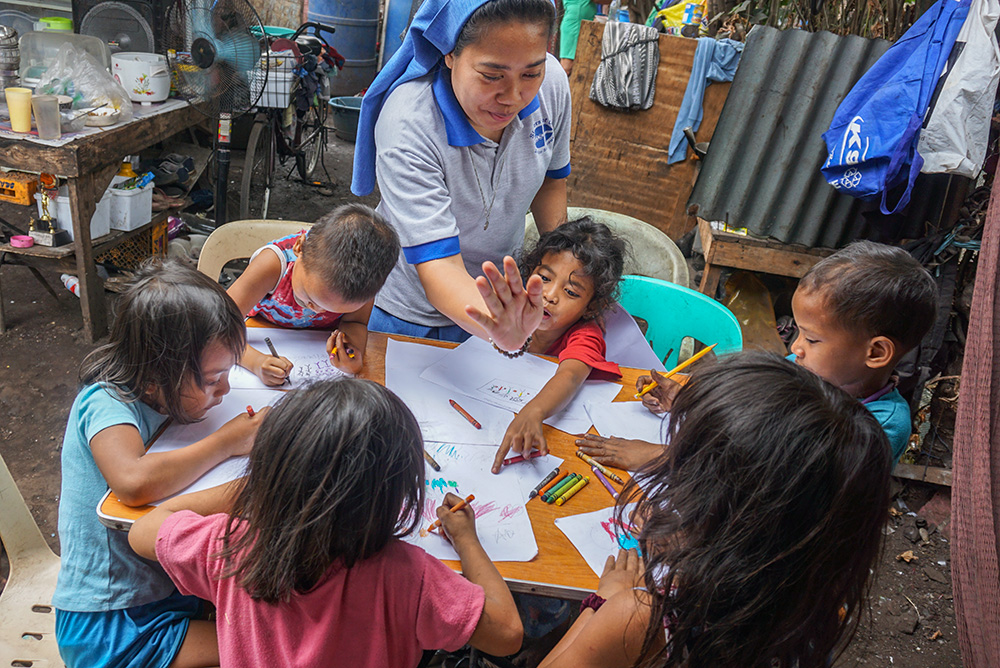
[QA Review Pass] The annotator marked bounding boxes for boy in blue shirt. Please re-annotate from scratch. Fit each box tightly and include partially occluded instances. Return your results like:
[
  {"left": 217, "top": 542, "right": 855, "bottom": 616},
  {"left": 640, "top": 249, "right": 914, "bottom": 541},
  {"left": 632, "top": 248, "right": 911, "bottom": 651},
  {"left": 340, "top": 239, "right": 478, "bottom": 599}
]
[
  {"left": 577, "top": 240, "right": 936, "bottom": 467},
  {"left": 787, "top": 240, "right": 936, "bottom": 462}
]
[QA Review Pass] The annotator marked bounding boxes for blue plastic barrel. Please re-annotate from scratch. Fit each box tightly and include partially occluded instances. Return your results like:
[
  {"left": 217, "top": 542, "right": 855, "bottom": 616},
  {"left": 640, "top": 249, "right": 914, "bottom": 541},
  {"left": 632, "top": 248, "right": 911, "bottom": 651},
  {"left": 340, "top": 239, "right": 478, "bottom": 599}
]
[
  {"left": 380, "top": 0, "right": 412, "bottom": 68},
  {"left": 308, "top": 0, "right": 379, "bottom": 95}
]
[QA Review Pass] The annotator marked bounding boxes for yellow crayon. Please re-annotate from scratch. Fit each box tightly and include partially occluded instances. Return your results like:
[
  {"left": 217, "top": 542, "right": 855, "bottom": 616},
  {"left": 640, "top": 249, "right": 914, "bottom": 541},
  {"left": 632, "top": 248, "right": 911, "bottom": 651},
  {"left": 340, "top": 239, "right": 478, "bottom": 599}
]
[{"left": 555, "top": 476, "right": 589, "bottom": 506}]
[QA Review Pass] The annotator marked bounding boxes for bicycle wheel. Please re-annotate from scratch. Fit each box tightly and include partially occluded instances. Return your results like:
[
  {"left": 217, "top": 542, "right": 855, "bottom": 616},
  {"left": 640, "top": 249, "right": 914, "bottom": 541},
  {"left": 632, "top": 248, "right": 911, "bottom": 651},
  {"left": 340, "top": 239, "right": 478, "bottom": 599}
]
[
  {"left": 241, "top": 117, "right": 274, "bottom": 220},
  {"left": 295, "top": 99, "right": 328, "bottom": 181}
]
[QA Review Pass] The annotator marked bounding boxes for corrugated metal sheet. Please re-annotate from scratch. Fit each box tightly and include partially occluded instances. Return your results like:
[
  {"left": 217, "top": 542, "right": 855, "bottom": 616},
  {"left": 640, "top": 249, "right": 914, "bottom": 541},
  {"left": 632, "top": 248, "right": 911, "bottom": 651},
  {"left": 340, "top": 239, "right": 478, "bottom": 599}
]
[{"left": 688, "top": 26, "right": 960, "bottom": 249}]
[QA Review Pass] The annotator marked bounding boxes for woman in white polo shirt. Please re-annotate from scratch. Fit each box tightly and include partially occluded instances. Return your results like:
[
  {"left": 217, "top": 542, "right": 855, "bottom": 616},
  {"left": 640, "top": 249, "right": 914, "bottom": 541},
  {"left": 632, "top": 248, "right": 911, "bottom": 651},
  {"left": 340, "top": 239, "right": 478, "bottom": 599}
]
[{"left": 352, "top": 0, "right": 570, "bottom": 355}]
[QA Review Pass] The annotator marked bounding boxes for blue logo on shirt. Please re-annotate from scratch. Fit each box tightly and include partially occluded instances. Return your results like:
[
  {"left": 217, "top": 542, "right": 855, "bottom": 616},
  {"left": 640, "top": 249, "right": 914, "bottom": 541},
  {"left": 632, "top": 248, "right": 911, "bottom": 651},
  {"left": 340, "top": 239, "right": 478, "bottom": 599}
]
[{"left": 531, "top": 119, "right": 554, "bottom": 153}]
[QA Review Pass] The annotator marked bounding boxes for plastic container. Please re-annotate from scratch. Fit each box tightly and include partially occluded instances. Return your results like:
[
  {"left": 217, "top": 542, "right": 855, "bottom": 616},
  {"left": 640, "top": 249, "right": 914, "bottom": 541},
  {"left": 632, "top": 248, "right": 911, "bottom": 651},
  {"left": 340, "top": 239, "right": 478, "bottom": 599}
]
[
  {"left": 255, "top": 50, "right": 296, "bottom": 108},
  {"left": 308, "top": 0, "right": 378, "bottom": 95},
  {"left": 19, "top": 31, "right": 111, "bottom": 86},
  {"left": 329, "top": 96, "right": 362, "bottom": 141},
  {"left": 39, "top": 17, "right": 72, "bottom": 31},
  {"left": 109, "top": 175, "right": 153, "bottom": 231},
  {"left": 35, "top": 187, "right": 111, "bottom": 241}
]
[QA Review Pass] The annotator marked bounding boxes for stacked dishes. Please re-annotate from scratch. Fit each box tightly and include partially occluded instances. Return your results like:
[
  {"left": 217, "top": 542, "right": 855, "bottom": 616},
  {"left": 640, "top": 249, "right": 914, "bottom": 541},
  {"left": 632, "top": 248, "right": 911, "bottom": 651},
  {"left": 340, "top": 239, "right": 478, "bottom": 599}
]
[{"left": 0, "top": 26, "right": 19, "bottom": 89}]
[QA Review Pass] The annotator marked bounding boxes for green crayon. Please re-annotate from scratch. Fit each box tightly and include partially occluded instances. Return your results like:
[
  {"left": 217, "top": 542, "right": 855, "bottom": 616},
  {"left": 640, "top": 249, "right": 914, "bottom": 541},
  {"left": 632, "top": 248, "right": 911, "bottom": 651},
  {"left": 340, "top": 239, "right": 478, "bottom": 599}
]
[{"left": 544, "top": 473, "right": 581, "bottom": 504}]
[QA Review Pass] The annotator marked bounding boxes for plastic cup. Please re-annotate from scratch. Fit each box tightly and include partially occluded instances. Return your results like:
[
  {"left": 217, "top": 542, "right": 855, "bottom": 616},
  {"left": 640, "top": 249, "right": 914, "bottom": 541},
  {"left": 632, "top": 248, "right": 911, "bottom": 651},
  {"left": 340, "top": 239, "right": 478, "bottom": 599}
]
[
  {"left": 5, "top": 86, "right": 32, "bottom": 133},
  {"left": 31, "top": 94, "right": 60, "bottom": 140}
]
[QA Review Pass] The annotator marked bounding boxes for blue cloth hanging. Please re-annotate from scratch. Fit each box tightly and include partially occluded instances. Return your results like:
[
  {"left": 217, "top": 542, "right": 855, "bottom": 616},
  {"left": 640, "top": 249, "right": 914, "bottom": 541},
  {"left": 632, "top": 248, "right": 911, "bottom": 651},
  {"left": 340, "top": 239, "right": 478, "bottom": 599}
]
[
  {"left": 350, "top": 0, "right": 494, "bottom": 196},
  {"left": 821, "top": 0, "right": 971, "bottom": 214},
  {"left": 667, "top": 37, "right": 743, "bottom": 165}
]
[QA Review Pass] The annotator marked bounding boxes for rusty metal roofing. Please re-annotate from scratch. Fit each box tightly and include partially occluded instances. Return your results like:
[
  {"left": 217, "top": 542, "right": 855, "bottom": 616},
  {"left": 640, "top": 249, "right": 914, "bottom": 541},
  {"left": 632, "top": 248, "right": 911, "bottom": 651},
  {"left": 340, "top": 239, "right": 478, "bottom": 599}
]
[{"left": 687, "top": 26, "right": 958, "bottom": 249}]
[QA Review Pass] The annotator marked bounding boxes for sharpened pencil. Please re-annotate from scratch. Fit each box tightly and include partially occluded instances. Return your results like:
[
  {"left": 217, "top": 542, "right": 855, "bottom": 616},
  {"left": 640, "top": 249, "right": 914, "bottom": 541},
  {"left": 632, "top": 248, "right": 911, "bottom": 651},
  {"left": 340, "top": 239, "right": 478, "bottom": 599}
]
[{"left": 635, "top": 343, "right": 717, "bottom": 398}]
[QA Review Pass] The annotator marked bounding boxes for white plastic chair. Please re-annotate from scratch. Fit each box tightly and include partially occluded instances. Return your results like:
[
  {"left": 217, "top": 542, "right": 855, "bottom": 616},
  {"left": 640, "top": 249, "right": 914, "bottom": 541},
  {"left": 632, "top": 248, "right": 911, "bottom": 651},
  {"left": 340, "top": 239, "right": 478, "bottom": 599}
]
[
  {"left": 0, "top": 452, "right": 64, "bottom": 666},
  {"left": 197, "top": 219, "right": 313, "bottom": 282},
  {"left": 524, "top": 207, "right": 691, "bottom": 287}
]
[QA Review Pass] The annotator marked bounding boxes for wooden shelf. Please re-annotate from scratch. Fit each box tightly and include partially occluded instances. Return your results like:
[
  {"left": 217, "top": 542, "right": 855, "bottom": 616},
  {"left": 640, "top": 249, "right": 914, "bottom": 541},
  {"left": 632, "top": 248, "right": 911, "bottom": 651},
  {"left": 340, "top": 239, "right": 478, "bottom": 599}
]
[{"left": 0, "top": 211, "right": 170, "bottom": 260}]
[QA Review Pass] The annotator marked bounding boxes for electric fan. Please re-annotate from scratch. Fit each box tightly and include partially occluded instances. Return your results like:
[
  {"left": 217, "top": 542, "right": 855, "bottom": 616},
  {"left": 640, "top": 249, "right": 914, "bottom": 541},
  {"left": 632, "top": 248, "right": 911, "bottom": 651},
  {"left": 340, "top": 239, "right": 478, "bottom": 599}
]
[{"left": 163, "top": 0, "right": 266, "bottom": 226}]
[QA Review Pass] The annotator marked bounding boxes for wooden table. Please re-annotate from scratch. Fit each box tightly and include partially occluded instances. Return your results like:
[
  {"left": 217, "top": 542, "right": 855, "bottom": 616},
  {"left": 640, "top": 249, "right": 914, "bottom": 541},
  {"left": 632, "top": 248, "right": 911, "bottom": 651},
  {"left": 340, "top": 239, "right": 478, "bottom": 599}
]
[
  {"left": 0, "top": 102, "right": 203, "bottom": 341},
  {"left": 99, "top": 331, "right": 651, "bottom": 599}
]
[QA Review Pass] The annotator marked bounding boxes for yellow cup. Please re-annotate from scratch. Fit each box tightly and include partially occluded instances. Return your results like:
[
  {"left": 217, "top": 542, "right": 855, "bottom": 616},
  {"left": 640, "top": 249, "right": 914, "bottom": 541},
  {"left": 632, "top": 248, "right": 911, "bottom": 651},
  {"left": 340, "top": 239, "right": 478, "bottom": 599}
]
[{"left": 5, "top": 87, "right": 32, "bottom": 133}]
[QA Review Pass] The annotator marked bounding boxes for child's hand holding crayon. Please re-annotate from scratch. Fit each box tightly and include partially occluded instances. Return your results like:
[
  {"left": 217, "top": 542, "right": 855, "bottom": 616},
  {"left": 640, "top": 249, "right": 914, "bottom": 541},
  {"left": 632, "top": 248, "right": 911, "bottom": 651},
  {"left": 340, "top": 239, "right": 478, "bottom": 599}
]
[
  {"left": 217, "top": 406, "right": 270, "bottom": 457},
  {"left": 326, "top": 329, "right": 363, "bottom": 375},
  {"left": 435, "top": 492, "right": 479, "bottom": 547},
  {"left": 635, "top": 369, "right": 683, "bottom": 414},
  {"left": 492, "top": 409, "right": 547, "bottom": 474}
]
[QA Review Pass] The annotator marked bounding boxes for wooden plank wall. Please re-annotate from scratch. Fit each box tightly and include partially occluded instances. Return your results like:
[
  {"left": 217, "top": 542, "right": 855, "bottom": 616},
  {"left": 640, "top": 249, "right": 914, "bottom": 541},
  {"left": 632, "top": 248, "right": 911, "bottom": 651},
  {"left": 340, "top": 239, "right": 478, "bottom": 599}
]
[{"left": 566, "top": 21, "right": 731, "bottom": 241}]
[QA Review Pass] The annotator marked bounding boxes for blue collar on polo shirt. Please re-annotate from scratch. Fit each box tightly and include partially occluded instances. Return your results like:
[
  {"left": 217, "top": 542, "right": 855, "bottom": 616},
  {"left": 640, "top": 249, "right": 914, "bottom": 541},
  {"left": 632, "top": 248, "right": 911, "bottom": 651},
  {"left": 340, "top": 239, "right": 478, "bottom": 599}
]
[{"left": 433, "top": 67, "right": 541, "bottom": 147}]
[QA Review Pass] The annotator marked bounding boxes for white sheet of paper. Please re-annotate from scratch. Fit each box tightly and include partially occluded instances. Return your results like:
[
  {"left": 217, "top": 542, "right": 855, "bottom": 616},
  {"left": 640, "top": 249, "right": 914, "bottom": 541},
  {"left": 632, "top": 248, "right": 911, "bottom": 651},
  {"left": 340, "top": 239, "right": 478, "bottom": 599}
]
[
  {"left": 419, "top": 337, "right": 619, "bottom": 434},
  {"left": 229, "top": 327, "right": 347, "bottom": 389},
  {"left": 604, "top": 303, "right": 667, "bottom": 373},
  {"left": 545, "top": 380, "right": 623, "bottom": 435},
  {"left": 585, "top": 401, "right": 668, "bottom": 444},
  {"left": 554, "top": 504, "right": 639, "bottom": 576},
  {"left": 403, "top": 442, "right": 561, "bottom": 562},
  {"left": 147, "top": 388, "right": 287, "bottom": 504},
  {"left": 385, "top": 338, "right": 512, "bottom": 446}
]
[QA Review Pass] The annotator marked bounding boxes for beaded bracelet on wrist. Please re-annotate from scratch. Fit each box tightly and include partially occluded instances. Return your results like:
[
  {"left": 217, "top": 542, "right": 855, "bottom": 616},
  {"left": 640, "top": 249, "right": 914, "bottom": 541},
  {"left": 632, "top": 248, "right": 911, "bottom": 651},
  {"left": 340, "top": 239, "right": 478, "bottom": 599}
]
[{"left": 490, "top": 335, "right": 532, "bottom": 358}]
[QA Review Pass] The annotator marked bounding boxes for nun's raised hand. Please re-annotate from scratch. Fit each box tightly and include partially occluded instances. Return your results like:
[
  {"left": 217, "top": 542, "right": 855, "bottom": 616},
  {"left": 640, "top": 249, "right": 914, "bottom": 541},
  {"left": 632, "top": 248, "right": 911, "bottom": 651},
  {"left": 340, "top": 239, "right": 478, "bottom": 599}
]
[{"left": 465, "top": 256, "right": 544, "bottom": 352}]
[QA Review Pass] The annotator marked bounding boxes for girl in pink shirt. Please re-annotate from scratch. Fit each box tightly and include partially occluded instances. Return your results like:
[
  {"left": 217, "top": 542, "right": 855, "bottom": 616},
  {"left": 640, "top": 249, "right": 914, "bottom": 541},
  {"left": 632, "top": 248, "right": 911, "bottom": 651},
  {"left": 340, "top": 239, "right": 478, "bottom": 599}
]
[{"left": 129, "top": 378, "right": 522, "bottom": 667}]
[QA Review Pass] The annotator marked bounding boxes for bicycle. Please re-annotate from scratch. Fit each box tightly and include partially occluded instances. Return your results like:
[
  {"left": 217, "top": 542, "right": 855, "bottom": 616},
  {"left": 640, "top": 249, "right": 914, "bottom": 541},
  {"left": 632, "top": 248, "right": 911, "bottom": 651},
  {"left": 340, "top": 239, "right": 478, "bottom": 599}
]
[{"left": 240, "top": 21, "right": 338, "bottom": 220}]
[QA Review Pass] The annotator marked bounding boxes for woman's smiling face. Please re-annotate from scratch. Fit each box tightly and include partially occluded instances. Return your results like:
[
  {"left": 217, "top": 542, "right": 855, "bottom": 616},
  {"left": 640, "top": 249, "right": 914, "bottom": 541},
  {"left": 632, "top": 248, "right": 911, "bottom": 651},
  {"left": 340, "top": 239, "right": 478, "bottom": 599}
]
[{"left": 444, "top": 20, "right": 550, "bottom": 142}]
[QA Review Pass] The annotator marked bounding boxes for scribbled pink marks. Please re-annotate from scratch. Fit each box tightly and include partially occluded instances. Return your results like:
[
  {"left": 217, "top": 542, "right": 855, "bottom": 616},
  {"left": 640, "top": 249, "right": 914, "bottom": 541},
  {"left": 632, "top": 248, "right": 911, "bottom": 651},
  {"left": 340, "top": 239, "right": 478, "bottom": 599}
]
[
  {"left": 600, "top": 518, "right": 640, "bottom": 551},
  {"left": 499, "top": 504, "right": 522, "bottom": 521},
  {"left": 418, "top": 494, "right": 523, "bottom": 525}
]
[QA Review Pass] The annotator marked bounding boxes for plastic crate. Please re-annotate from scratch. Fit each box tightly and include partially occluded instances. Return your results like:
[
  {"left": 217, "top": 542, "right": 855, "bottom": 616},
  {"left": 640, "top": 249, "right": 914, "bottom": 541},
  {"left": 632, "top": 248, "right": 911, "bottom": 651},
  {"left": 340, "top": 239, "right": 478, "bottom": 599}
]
[
  {"left": 109, "top": 176, "right": 154, "bottom": 231},
  {"left": 256, "top": 50, "right": 296, "bottom": 108},
  {"left": 35, "top": 188, "right": 111, "bottom": 242},
  {"left": 0, "top": 171, "right": 38, "bottom": 205},
  {"left": 96, "top": 218, "right": 167, "bottom": 270}
]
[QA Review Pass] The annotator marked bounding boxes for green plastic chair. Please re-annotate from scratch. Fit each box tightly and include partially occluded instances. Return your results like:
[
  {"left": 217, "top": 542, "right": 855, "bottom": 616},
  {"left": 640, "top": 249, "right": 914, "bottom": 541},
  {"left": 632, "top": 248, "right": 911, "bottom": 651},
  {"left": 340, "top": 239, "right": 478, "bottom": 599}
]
[{"left": 618, "top": 274, "right": 743, "bottom": 368}]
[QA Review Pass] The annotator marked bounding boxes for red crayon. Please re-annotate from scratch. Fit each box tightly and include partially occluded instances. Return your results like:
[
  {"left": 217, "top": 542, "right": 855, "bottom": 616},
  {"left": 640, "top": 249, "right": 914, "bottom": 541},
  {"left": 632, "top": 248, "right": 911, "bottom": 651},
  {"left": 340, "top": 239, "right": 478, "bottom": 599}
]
[
  {"left": 502, "top": 450, "right": 544, "bottom": 466},
  {"left": 449, "top": 399, "right": 482, "bottom": 429}
]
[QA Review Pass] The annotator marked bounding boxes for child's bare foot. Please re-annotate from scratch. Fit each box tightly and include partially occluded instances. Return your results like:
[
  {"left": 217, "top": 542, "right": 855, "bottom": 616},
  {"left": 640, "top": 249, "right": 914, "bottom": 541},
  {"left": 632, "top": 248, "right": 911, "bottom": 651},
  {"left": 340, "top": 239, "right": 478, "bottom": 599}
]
[{"left": 575, "top": 434, "right": 664, "bottom": 472}]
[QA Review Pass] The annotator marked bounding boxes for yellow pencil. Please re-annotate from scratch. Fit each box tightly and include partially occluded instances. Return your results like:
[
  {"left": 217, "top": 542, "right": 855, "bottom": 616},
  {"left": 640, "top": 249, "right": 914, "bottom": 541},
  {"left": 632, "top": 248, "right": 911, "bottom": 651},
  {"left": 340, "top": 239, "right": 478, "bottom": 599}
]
[
  {"left": 555, "top": 476, "right": 589, "bottom": 506},
  {"left": 635, "top": 343, "right": 718, "bottom": 398}
]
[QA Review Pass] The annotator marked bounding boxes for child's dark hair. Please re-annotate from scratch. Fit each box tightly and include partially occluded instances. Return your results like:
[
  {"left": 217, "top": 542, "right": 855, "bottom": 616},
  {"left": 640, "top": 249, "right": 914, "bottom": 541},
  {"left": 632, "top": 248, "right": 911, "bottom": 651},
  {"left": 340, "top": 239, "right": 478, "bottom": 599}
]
[
  {"left": 623, "top": 352, "right": 891, "bottom": 668},
  {"left": 798, "top": 240, "right": 937, "bottom": 353},
  {"left": 216, "top": 378, "right": 425, "bottom": 603},
  {"left": 453, "top": 0, "right": 557, "bottom": 56},
  {"left": 80, "top": 258, "right": 245, "bottom": 424},
  {"left": 519, "top": 217, "right": 628, "bottom": 319},
  {"left": 299, "top": 203, "right": 400, "bottom": 303}
]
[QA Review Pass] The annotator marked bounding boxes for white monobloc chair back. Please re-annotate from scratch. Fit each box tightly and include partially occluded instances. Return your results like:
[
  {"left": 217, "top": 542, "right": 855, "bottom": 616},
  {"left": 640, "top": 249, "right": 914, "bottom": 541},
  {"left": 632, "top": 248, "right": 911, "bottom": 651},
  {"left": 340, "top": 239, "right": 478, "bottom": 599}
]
[
  {"left": 197, "top": 220, "right": 314, "bottom": 282},
  {"left": 524, "top": 207, "right": 691, "bottom": 287},
  {"left": 0, "top": 451, "right": 64, "bottom": 666}
]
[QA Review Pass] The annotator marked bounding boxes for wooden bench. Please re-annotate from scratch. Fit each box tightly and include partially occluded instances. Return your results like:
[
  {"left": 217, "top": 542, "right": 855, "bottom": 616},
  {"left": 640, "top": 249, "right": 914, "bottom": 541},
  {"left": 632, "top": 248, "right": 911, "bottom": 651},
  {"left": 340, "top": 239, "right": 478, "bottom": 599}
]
[{"left": 698, "top": 218, "right": 835, "bottom": 295}]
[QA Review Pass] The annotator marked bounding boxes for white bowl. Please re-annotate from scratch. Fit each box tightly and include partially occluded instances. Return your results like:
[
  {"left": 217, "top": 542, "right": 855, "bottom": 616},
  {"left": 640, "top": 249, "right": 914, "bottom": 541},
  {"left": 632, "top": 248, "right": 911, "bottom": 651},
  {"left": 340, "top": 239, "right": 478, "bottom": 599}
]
[{"left": 85, "top": 109, "right": 121, "bottom": 127}]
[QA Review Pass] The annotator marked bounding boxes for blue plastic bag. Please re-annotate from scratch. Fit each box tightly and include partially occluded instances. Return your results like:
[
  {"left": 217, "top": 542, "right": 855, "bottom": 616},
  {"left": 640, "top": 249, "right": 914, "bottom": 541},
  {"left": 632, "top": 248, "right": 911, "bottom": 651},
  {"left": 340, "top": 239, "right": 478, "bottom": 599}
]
[{"left": 821, "top": 0, "right": 971, "bottom": 214}]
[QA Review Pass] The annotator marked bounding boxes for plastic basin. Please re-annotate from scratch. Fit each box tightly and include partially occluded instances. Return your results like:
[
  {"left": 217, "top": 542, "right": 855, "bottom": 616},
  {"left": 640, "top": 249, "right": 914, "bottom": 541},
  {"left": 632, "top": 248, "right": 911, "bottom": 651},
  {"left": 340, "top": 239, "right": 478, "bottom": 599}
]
[{"left": 328, "top": 96, "right": 362, "bottom": 142}]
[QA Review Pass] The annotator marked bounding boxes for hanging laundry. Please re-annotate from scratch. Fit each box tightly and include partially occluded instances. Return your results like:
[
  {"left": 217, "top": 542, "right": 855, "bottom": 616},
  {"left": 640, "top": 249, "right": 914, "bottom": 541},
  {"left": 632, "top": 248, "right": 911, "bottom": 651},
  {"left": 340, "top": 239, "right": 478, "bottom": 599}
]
[
  {"left": 589, "top": 21, "right": 661, "bottom": 111},
  {"left": 667, "top": 37, "right": 743, "bottom": 164},
  {"left": 918, "top": 0, "right": 1000, "bottom": 178}
]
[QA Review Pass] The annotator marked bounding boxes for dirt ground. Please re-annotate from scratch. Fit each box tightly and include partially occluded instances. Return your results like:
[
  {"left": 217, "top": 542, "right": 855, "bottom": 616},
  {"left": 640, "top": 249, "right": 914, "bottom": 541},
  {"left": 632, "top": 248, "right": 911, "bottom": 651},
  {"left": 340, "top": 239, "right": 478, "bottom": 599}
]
[{"left": 0, "top": 134, "right": 963, "bottom": 667}]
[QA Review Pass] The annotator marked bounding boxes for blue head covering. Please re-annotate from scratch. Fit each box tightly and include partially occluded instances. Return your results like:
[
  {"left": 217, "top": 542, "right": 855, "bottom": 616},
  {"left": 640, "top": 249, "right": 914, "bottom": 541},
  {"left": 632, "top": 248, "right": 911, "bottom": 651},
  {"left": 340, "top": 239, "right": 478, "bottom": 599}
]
[{"left": 350, "top": 0, "right": 493, "bottom": 196}]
